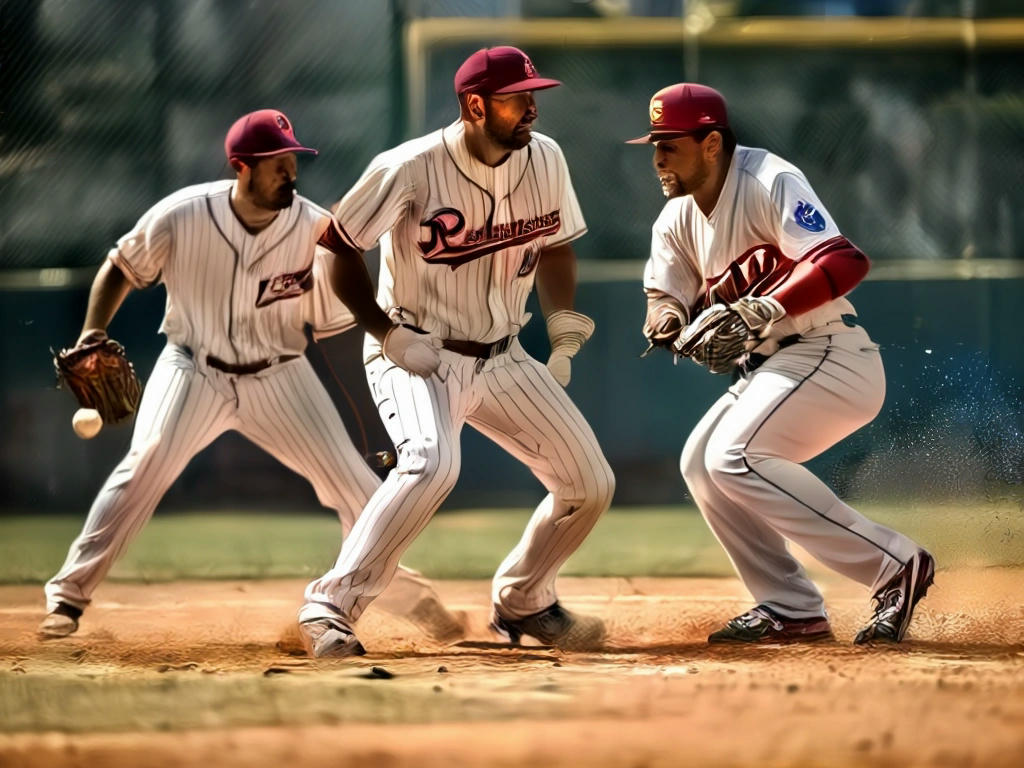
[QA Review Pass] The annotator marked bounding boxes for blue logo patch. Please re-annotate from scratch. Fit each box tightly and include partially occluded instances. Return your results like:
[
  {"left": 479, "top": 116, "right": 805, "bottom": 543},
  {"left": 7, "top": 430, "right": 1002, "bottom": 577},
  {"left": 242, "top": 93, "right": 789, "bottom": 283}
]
[{"left": 794, "top": 201, "right": 826, "bottom": 232}]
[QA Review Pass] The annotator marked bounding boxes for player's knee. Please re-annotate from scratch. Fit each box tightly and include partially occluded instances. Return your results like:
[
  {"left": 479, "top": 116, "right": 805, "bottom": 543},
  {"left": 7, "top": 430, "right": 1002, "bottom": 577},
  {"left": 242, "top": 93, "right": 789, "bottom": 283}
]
[
  {"left": 680, "top": 431, "right": 714, "bottom": 490},
  {"left": 587, "top": 458, "right": 615, "bottom": 511},
  {"left": 105, "top": 440, "right": 167, "bottom": 491},
  {"left": 394, "top": 437, "right": 459, "bottom": 493},
  {"left": 704, "top": 441, "right": 747, "bottom": 491},
  {"left": 569, "top": 453, "right": 614, "bottom": 511}
]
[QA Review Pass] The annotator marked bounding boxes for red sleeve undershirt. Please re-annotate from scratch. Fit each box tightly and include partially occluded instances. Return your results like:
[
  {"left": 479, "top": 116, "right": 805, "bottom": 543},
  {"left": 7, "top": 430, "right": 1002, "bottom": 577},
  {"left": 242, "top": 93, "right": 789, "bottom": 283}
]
[
  {"left": 316, "top": 220, "right": 356, "bottom": 254},
  {"left": 769, "top": 236, "right": 870, "bottom": 317}
]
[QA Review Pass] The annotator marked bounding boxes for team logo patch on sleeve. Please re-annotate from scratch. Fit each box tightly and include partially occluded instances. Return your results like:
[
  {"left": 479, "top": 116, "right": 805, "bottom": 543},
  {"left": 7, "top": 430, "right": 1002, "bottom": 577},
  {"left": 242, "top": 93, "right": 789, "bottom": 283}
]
[
  {"left": 794, "top": 201, "right": 826, "bottom": 232},
  {"left": 256, "top": 264, "right": 313, "bottom": 307}
]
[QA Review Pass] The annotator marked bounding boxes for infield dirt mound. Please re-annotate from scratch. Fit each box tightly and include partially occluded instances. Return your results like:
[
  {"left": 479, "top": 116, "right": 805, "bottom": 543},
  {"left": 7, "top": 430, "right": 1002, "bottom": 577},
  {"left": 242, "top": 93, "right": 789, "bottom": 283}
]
[{"left": 1, "top": 570, "right": 1022, "bottom": 767}]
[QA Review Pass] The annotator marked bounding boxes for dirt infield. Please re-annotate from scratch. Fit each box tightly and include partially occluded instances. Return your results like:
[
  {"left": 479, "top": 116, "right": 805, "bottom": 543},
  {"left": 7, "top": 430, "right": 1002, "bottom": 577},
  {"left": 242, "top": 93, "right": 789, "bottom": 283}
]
[{"left": 2, "top": 569, "right": 1023, "bottom": 768}]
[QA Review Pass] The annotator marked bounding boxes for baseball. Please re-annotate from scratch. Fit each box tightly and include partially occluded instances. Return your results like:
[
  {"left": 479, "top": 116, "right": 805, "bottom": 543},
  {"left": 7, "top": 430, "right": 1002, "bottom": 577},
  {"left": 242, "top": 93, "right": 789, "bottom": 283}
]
[{"left": 72, "top": 408, "right": 103, "bottom": 439}]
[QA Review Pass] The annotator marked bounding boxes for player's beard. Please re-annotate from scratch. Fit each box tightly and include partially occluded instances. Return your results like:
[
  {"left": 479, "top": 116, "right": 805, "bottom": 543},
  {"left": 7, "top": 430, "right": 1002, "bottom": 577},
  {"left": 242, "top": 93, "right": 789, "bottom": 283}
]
[
  {"left": 484, "top": 111, "right": 532, "bottom": 151},
  {"left": 249, "top": 177, "right": 296, "bottom": 211},
  {"left": 658, "top": 173, "right": 683, "bottom": 198},
  {"left": 658, "top": 163, "right": 709, "bottom": 199}
]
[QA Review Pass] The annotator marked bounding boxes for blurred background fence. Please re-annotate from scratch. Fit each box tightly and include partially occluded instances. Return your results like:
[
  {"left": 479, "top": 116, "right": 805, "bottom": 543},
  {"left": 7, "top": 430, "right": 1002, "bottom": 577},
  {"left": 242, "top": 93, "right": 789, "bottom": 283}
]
[{"left": 2, "top": 1, "right": 1023, "bottom": 512}]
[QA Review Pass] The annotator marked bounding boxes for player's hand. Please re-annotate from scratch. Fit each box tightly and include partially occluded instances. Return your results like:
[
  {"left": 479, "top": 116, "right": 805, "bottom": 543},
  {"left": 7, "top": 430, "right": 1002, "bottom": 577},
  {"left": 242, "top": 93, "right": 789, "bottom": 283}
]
[
  {"left": 545, "top": 309, "right": 595, "bottom": 388},
  {"left": 76, "top": 327, "right": 109, "bottom": 346},
  {"left": 642, "top": 299, "right": 686, "bottom": 356},
  {"left": 547, "top": 350, "right": 572, "bottom": 387},
  {"left": 382, "top": 324, "right": 442, "bottom": 377}
]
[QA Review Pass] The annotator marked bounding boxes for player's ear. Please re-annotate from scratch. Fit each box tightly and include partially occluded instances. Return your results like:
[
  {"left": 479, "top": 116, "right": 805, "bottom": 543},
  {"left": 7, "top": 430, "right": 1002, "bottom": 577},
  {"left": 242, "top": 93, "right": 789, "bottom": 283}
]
[
  {"left": 229, "top": 158, "right": 247, "bottom": 174},
  {"left": 704, "top": 131, "right": 723, "bottom": 160},
  {"left": 469, "top": 94, "right": 485, "bottom": 120}
]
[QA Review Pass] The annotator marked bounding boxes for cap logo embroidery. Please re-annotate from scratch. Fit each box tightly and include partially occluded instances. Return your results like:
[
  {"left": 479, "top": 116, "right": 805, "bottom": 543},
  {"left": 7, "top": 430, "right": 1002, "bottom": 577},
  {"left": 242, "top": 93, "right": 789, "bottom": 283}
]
[
  {"left": 524, "top": 57, "right": 537, "bottom": 78},
  {"left": 276, "top": 114, "right": 289, "bottom": 130},
  {"left": 650, "top": 99, "right": 664, "bottom": 124}
]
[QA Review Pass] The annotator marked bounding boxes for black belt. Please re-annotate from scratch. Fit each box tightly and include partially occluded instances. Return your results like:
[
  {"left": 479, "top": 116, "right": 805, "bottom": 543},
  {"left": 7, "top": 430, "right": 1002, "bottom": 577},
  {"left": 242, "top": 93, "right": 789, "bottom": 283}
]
[
  {"left": 743, "top": 316, "right": 859, "bottom": 375},
  {"left": 744, "top": 334, "right": 801, "bottom": 374},
  {"left": 441, "top": 336, "right": 514, "bottom": 359},
  {"left": 205, "top": 353, "right": 299, "bottom": 375}
]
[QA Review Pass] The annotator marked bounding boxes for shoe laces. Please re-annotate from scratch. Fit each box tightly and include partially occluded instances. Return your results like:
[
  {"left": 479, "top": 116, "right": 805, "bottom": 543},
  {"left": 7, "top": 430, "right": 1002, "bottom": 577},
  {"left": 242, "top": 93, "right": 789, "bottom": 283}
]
[
  {"left": 868, "top": 581, "right": 905, "bottom": 626},
  {"left": 735, "top": 607, "right": 783, "bottom": 631}
]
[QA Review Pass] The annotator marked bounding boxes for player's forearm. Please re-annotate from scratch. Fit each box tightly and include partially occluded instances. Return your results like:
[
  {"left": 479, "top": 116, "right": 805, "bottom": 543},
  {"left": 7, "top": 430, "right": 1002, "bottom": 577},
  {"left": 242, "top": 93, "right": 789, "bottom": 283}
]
[
  {"left": 535, "top": 243, "right": 578, "bottom": 316},
  {"left": 81, "top": 260, "right": 132, "bottom": 339},
  {"left": 327, "top": 248, "right": 393, "bottom": 342},
  {"left": 769, "top": 237, "right": 870, "bottom": 317}
]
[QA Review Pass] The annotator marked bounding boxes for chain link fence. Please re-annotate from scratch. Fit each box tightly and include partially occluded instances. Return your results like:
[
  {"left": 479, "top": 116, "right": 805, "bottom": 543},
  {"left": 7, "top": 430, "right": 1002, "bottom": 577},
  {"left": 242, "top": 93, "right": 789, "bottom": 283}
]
[{"left": 2, "top": 2, "right": 1022, "bottom": 270}]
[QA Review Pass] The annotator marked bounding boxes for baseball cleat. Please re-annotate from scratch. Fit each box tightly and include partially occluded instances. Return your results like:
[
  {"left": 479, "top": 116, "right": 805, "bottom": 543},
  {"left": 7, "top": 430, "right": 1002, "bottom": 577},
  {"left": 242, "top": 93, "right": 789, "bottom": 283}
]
[
  {"left": 38, "top": 602, "right": 83, "bottom": 639},
  {"left": 854, "top": 549, "right": 935, "bottom": 645},
  {"left": 708, "top": 606, "right": 833, "bottom": 644},
  {"left": 408, "top": 595, "right": 468, "bottom": 645},
  {"left": 490, "top": 602, "right": 606, "bottom": 651},
  {"left": 298, "top": 617, "right": 366, "bottom": 659}
]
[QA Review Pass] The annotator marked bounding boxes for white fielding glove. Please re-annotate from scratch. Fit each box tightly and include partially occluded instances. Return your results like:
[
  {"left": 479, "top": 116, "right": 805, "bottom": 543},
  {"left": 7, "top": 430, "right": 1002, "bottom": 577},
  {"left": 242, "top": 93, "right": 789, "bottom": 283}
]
[
  {"left": 545, "top": 309, "right": 596, "bottom": 387},
  {"left": 382, "top": 324, "right": 442, "bottom": 377}
]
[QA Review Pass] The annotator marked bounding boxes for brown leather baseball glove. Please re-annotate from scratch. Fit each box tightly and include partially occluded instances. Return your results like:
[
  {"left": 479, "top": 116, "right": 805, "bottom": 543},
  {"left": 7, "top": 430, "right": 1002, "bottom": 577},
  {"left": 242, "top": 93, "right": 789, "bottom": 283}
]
[{"left": 53, "top": 334, "right": 142, "bottom": 424}]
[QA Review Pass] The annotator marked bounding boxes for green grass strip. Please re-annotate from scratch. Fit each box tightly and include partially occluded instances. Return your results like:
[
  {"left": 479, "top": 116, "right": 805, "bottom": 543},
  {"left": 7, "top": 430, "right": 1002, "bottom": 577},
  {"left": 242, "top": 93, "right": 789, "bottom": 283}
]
[{"left": 0, "top": 503, "right": 1020, "bottom": 583}]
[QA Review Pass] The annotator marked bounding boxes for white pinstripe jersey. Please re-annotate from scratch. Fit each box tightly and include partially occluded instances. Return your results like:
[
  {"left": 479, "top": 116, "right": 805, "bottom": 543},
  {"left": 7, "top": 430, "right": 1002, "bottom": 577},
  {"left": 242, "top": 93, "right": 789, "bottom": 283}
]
[
  {"left": 109, "top": 180, "right": 355, "bottom": 362},
  {"left": 333, "top": 121, "right": 586, "bottom": 350},
  {"left": 644, "top": 146, "right": 856, "bottom": 341}
]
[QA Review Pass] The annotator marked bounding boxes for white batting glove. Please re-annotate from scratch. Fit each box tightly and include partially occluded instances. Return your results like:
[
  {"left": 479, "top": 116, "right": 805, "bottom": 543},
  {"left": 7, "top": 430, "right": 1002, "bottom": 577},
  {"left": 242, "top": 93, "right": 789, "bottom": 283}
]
[
  {"left": 545, "top": 309, "right": 595, "bottom": 387},
  {"left": 382, "top": 324, "right": 442, "bottom": 377},
  {"left": 729, "top": 296, "right": 786, "bottom": 339}
]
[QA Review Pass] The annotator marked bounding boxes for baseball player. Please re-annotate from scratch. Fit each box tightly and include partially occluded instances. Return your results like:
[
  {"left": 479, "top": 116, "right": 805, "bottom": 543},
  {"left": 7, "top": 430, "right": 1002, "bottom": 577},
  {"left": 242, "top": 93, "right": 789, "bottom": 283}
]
[
  {"left": 39, "top": 110, "right": 464, "bottom": 644},
  {"left": 296, "top": 46, "right": 615, "bottom": 658},
  {"left": 629, "top": 84, "right": 934, "bottom": 644}
]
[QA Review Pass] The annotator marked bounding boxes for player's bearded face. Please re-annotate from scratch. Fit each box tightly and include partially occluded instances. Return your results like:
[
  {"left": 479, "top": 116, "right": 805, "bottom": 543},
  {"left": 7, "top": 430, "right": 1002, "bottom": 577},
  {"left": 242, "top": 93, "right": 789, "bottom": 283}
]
[
  {"left": 484, "top": 92, "right": 538, "bottom": 150},
  {"left": 248, "top": 154, "right": 298, "bottom": 210},
  {"left": 654, "top": 137, "right": 710, "bottom": 199}
]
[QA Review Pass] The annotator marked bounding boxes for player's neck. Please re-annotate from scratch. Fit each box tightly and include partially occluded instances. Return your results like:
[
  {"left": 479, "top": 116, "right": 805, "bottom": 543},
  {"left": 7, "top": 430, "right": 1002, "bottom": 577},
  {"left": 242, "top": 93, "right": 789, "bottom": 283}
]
[
  {"left": 463, "top": 124, "right": 512, "bottom": 167},
  {"left": 692, "top": 156, "right": 731, "bottom": 218},
  {"left": 230, "top": 184, "right": 280, "bottom": 234}
]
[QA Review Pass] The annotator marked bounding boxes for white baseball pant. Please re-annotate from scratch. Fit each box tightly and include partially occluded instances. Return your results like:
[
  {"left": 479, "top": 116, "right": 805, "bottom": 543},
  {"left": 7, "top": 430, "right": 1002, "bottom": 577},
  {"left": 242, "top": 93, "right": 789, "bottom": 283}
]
[
  {"left": 45, "top": 344, "right": 439, "bottom": 616},
  {"left": 681, "top": 322, "right": 920, "bottom": 619},
  {"left": 302, "top": 339, "right": 615, "bottom": 624}
]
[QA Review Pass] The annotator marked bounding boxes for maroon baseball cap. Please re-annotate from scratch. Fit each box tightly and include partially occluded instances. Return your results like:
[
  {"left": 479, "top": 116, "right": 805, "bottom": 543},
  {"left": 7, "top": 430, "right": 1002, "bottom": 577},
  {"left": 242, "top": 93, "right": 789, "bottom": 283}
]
[
  {"left": 224, "top": 109, "right": 318, "bottom": 161},
  {"left": 626, "top": 83, "right": 729, "bottom": 144},
  {"left": 454, "top": 46, "right": 561, "bottom": 95}
]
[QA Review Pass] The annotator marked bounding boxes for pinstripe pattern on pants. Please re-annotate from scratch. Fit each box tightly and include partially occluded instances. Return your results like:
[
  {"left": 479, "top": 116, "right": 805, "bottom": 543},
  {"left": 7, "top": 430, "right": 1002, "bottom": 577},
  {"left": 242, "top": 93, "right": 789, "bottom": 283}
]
[
  {"left": 45, "top": 345, "right": 440, "bottom": 616},
  {"left": 302, "top": 339, "right": 614, "bottom": 623}
]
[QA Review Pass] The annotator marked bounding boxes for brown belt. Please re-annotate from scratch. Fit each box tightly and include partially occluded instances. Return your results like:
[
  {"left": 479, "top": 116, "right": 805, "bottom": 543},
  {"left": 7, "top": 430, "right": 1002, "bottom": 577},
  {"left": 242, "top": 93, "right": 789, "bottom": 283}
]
[
  {"left": 205, "top": 353, "right": 299, "bottom": 375},
  {"left": 441, "top": 336, "right": 514, "bottom": 360}
]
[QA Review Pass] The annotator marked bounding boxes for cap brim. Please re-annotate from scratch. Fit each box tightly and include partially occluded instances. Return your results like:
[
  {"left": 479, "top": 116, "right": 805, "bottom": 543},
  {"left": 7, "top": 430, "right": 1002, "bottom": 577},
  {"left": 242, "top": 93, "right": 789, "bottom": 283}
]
[
  {"left": 625, "top": 130, "right": 704, "bottom": 145},
  {"left": 234, "top": 145, "right": 317, "bottom": 160},
  {"left": 245, "top": 147, "right": 317, "bottom": 159},
  {"left": 492, "top": 77, "right": 562, "bottom": 94}
]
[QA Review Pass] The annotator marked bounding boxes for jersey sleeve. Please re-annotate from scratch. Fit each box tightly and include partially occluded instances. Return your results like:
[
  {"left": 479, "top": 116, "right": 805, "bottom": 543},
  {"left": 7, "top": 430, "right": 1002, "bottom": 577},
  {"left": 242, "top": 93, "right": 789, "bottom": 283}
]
[
  {"left": 304, "top": 246, "right": 358, "bottom": 340},
  {"left": 768, "top": 171, "right": 842, "bottom": 259},
  {"left": 332, "top": 153, "right": 416, "bottom": 252},
  {"left": 643, "top": 201, "right": 703, "bottom": 319},
  {"left": 107, "top": 202, "right": 173, "bottom": 288},
  {"left": 545, "top": 142, "right": 587, "bottom": 247}
]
